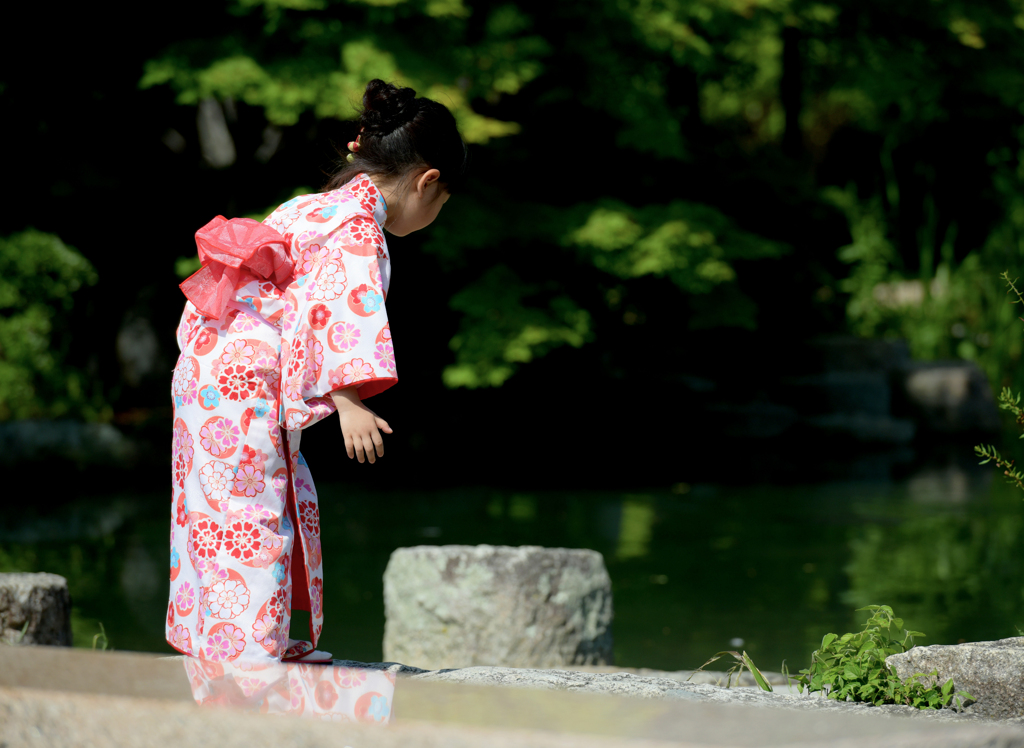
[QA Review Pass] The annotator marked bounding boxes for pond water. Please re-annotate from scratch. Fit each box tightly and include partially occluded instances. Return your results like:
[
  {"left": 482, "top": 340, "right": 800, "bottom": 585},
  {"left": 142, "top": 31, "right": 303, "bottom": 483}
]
[{"left": 3, "top": 462, "right": 1024, "bottom": 672}]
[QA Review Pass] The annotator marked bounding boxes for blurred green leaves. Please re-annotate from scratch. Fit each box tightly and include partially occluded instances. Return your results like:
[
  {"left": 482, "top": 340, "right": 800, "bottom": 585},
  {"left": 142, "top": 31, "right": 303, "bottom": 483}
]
[
  {"left": 444, "top": 266, "right": 591, "bottom": 388},
  {"left": 566, "top": 200, "right": 788, "bottom": 295},
  {"left": 0, "top": 231, "right": 103, "bottom": 420}
]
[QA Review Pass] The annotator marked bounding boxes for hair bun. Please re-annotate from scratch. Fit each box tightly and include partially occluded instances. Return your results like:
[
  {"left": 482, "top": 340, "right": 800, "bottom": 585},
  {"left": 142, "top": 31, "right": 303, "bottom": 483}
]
[{"left": 361, "top": 79, "right": 418, "bottom": 135}]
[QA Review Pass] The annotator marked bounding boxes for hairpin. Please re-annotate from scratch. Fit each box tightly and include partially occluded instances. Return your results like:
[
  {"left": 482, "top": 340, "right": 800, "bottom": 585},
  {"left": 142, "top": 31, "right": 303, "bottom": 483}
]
[{"left": 346, "top": 133, "right": 362, "bottom": 163}]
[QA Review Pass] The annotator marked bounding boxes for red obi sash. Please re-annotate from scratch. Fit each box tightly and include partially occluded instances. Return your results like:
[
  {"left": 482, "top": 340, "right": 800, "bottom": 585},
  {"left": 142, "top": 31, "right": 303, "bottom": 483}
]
[{"left": 179, "top": 216, "right": 294, "bottom": 320}]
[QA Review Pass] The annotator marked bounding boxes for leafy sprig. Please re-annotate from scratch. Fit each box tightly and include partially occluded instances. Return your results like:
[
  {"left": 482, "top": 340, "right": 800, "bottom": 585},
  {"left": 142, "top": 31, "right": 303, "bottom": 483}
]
[{"left": 796, "top": 606, "right": 971, "bottom": 709}]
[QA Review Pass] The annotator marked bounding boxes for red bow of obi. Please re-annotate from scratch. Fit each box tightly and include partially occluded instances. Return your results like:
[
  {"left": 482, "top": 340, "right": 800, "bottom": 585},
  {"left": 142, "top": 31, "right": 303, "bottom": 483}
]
[{"left": 179, "top": 216, "right": 294, "bottom": 320}]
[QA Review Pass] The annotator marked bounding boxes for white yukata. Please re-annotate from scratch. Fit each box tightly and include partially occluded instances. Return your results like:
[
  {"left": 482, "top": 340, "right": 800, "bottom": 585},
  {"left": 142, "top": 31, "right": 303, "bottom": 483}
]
[{"left": 167, "top": 175, "right": 395, "bottom": 663}]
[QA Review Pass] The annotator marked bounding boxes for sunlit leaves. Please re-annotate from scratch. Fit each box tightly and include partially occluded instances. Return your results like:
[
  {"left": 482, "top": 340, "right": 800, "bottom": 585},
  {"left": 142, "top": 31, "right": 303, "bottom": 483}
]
[
  {"left": 141, "top": 1, "right": 530, "bottom": 140},
  {"left": 443, "top": 266, "right": 591, "bottom": 388},
  {"left": 565, "top": 200, "right": 788, "bottom": 294}
]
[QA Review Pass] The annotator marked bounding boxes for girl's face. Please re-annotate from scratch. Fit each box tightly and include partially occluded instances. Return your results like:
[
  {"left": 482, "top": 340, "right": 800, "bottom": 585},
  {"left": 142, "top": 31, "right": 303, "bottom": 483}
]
[{"left": 384, "top": 169, "right": 450, "bottom": 237}]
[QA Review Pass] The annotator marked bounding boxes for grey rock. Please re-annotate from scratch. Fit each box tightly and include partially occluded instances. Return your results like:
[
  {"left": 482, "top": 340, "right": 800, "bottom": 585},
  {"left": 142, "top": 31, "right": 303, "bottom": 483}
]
[
  {"left": 887, "top": 638, "right": 1024, "bottom": 719},
  {"left": 0, "top": 572, "right": 72, "bottom": 646},
  {"left": 410, "top": 666, "right": 990, "bottom": 721},
  {"left": 383, "top": 545, "right": 613, "bottom": 669},
  {"left": 898, "top": 361, "right": 1001, "bottom": 434}
]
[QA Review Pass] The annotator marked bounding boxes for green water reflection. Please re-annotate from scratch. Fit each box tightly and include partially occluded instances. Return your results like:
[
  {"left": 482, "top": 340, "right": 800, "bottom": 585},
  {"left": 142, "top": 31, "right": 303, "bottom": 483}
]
[{"left": 3, "top": 467, "right": 1022, "bottom": 670}]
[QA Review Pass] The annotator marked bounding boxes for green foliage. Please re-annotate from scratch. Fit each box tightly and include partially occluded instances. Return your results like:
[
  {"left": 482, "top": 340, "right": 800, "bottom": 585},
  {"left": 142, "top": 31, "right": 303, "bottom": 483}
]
[
  {"left": 796, "top": 606, "right": 971, "bottom": 709},
  {"left": 565, "top": 200, "right": 789, "bottom": 329},
  {"left": 689, "top": 649, "right": 775, "bottom": 691},
  {"left": 0, "top": 231, "right": 104, "bottom": 421},
  {"left": 443, "top": 265, "right": 591, "bottom": 388},
  {"left": 137, "top": 0, "right": 1024, "bottom": 392},
  {"left": 139, "top": 0, "right": 535, "bottom": 141},
  {"left": 92, "top": 622, "right": 110, "bottom": 652},
  {"left": 976, "top": 272, "right": 1024, "bottom": 493}
]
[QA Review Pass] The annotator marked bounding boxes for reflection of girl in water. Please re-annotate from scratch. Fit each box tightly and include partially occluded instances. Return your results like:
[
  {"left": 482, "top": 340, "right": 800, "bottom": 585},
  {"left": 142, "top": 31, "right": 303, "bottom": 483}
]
[
  {"left": 167, "top": 79, "right": 466, "bottom": 663},
  {"left": 184, "top": 658, "right": 396, "bottom": 722}
]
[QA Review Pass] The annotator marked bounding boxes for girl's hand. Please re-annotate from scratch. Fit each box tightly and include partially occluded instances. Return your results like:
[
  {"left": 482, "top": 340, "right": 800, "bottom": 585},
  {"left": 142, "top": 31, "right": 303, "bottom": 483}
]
[{"left": 331, "top": 387, "right": 393, "bottom": 463}]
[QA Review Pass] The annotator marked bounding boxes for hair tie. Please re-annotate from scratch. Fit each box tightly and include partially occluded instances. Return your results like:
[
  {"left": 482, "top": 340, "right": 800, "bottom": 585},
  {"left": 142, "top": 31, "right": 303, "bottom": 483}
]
[{"left": 346, "top": 132, "right": 363, "bottom": 163}]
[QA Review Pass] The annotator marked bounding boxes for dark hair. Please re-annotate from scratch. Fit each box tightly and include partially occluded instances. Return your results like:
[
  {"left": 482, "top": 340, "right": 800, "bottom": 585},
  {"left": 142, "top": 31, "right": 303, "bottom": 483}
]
[{"left": 326, "top": 79, "right": 467, "bottom": 194}]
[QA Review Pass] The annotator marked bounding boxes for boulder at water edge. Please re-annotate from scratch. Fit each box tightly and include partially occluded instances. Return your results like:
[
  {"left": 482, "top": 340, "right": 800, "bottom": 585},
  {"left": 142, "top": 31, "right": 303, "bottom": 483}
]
[
  {"left": 886, "top": 637, "right": 1024, "bottom": 718},
  {"left": 383, "top": 545, "right": 613, "bottom": 669},
  {"left": 0, "top": 572, "right": 73, "bottom": 646}
]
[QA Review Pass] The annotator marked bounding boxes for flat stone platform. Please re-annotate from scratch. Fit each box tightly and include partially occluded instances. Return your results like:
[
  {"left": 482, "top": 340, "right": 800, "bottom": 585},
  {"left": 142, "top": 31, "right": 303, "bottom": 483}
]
[{"left": 3, "top": 647, "right": 1024, "bottom": 748}]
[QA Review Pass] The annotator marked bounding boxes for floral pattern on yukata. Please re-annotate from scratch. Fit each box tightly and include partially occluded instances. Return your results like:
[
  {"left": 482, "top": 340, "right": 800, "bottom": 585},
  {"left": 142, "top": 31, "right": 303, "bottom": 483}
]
[{"left": 168, "top": 175, "right": 395, "bottom": 663}]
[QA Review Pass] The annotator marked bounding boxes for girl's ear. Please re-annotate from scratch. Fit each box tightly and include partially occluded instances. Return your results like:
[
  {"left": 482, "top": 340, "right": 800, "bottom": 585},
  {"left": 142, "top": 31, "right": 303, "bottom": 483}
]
[{"left": 415, "top": 168, "right": 441, "bottom": 197}]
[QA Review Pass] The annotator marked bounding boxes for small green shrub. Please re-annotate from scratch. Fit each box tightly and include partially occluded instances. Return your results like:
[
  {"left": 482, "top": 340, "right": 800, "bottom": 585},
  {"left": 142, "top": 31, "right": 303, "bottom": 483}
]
[{"left": 796, "top": 605, "right": 971, "bottom": 709}]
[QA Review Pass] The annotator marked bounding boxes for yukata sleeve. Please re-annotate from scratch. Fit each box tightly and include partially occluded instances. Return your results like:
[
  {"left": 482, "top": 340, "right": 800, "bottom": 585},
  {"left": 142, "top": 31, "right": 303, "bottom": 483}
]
[{"left": 278, "top": 214, "right": 396, "bottom": 432}]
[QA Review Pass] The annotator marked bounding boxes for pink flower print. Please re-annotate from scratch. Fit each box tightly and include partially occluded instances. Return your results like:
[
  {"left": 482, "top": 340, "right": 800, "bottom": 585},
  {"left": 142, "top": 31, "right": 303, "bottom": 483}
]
[
  {"left": 175, "top": 582, "right": 195, "bottom": 614},
  {"left": 286, "top": 410, "right": 308, "bottom": 431},
  {"left": 334, "top": 667, "right": 367, "bottom": 689},
  {"left": 221, "top": 341, "right": 255, "bottom": 367},
  {"left": 234, "top": 464, "right": 265, "bottom": 497},
  {"left": 304, "top": 334, "right": 325, "bottom": 371},
  {"left": 373, "top": 342, "right": 395, "bottom": 374},
  {"left": 236, "top": 677, "right": 268, "bottom": 698},
  {"left": 272, "top": 470, "right": 288, "bottom": 499},
  {"left": 208, "top": 579, "right": 251, "bottom": 619},
  {"left": 172, "top": 422, "right": 195, "bottom": 488},
  {"left": 199, "top": 417, "right": 240, "bottom": 457},
  {"left": 283, "top": 372, "right": 305, "bottom": 402},
  {"left": 229, "top": 313, "right": 259, "bottom": 334},
  {"left": 252, "top": 613, "right": 277, "bottom": 644},
  {"left": 299, "top": 243, "right": 330, "bottom": 276},
  {"left": 329, "top": 322, "right": 360, "bottom": 353},
  {"left": 171, "top": 625, "right": 193, "bottom": 655},
  {"left": 240, "top": 503, "right": 273, "bottom": 525},
  {"left": 199, "top": 461, "right": 232, "bottom": 510},
  {"left": 204, "top": 623, "right": 246, "bottom": 662},
  {"left": 368, "top": 259, "right": 382, "bottom": 288},
  {"left": 341, "top": 358, "right": 374, "bottom": 385},
  {"left": 172, "top": 357, "right": 199, "bottom": 406}
]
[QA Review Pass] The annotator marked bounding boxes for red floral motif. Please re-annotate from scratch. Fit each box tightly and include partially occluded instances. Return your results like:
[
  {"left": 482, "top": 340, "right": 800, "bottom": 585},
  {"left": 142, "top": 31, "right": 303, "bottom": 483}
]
[
  {"left": 241, "top": 445, "right": 267, "bottom": 471},
  {"left": 222, "top": 518, "right": 263, "bottom": 563},
  {"left": 172, "top": 418, "right": 194, "bottom": 488},
  {"left": 167, "top": 601, "right": 175, "bottom": 628},
  {"left": 297, "top": 499, "right": 320, "bottom": 536},
  {"left": 333, "top": 215, "right": 383, "bottom": 256},
  {"left": 189, "top": 515, "right": 223, "bottom": 561},
  {"left": 175, "top": 493, "right": 188, "bottom": 527},
  {"left": 217, "top": 363, "right": 258, "bottom": 402},
  {"left": 193, "top": 326, "right": 218, "bottom": 356},
  {"left": 308, "top": 303, "right": 331, "bottom": 330}
]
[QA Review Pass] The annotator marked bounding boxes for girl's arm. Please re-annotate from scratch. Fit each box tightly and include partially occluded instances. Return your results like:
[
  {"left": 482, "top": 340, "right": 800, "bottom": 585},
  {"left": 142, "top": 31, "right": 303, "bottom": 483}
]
[{"left": 331, "top": 387, "right": 393, "bottom": 464}]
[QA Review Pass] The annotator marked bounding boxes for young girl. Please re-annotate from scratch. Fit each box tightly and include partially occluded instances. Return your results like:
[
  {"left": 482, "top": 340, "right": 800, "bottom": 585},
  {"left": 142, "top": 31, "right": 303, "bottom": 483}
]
[{"left": 167, "top": 79, "right": 466, "bottom": 664}]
